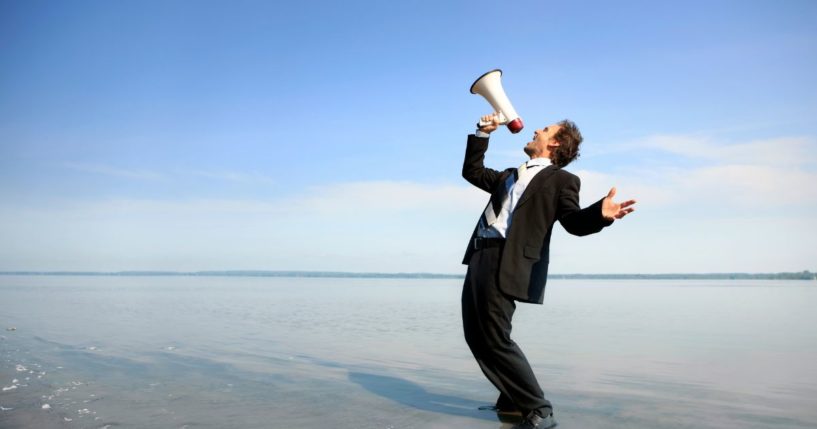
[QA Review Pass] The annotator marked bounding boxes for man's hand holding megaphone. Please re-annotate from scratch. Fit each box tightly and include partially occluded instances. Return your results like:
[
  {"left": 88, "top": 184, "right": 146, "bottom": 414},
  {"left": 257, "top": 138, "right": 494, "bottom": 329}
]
[
  {"left": 470, "top": 69, "right": 524, "bottom": 134},
  {"left": 477, "top": 113, "right": 501, "bottom": 134}
]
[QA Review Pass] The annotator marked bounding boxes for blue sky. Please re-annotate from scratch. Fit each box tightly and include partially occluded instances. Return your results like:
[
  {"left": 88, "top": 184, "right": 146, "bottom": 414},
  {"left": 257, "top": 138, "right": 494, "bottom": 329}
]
[{"left": 1, "top": 0, "right": 816, "bottom": 273}]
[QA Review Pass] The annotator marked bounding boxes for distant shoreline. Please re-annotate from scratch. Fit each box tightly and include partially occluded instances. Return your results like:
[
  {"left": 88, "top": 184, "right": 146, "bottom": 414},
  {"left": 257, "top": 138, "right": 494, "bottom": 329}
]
[{"left": 1, "top": 270, "right": 815, "bottom": 280}]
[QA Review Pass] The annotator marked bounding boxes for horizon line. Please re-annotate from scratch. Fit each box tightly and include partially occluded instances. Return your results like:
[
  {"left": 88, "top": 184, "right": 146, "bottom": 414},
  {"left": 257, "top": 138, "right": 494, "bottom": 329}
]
[{"left": 0, "top": 270, "right": 815, "bottom": 280}]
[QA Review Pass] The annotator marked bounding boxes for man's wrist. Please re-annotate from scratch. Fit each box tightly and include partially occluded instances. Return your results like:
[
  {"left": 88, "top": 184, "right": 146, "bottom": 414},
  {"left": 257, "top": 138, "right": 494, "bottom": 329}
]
[{"left": 475, "top": 129, "right": 490, "bottom": 138}]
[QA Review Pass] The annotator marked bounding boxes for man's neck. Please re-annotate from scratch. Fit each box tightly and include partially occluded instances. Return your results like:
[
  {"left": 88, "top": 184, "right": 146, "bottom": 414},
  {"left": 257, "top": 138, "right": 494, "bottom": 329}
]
[{"left": 528, "top": 150, "right": 551, "bottom": 160}]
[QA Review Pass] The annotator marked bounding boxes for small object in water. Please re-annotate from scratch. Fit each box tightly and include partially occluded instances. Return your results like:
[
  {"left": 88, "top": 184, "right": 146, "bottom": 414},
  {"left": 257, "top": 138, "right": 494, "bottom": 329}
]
[
  {"left": 2, "top": 385, "right": 17, "bottom": 392},
  {"left": 1, "top": 405, "right": 14, "bottom": 411},
  {"left": 5, "top": 327, "right": 16, "bottom": 331},
  {"left": 15, "top": 364, "right": 26, "bottom": 372},
  {"left": 64, "top": 417, "right": 73, "bottom": 422},
  {"left": 42, "top": 404, "right": 51, "bottom": 410}
]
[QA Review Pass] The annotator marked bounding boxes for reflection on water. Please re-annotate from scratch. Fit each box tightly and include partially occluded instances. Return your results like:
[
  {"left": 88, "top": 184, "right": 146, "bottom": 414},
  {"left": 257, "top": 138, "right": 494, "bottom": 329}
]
[{"left": 1, "top": 276, "right": 816, "bottom": 428}]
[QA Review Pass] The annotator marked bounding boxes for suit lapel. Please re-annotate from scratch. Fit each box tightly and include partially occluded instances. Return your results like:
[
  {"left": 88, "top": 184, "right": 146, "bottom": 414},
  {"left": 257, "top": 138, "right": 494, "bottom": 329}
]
[{"left": 514, "top": 165, "right": 557, "bottom": 210}]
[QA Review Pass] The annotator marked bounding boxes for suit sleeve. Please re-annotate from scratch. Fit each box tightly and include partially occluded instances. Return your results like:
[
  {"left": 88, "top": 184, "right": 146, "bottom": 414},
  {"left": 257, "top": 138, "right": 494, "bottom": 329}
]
[
  {"left": 557, "top": 174, "right": 614, "bottom": 236},
  {"left": 462, "top": 134, "right": 502, "bottom": 193}
]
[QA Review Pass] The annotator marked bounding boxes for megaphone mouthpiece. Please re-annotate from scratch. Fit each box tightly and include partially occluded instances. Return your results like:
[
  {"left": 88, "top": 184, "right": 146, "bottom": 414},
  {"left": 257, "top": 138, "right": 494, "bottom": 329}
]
[{"left": 506, "top": 118, "right": 524, "bottom": 134}]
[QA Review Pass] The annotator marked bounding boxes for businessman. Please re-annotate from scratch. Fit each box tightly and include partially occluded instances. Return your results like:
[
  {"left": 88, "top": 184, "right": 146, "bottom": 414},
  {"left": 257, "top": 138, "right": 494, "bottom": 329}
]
[{"left": 461, "top": 113, "right": 636, "bottom": 429}]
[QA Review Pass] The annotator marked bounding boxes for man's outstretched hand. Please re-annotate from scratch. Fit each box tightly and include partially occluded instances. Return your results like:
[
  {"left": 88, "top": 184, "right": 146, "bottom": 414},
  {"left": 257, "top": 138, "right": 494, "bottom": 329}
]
[{"left": 602, "top": 187, "right": 636, "bottom": 221}]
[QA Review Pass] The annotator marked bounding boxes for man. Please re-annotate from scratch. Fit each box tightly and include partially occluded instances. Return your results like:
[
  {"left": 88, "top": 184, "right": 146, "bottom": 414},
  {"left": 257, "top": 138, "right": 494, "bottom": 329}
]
[{"left": 461, "top": 113, "right": 636, "bottom": 429}]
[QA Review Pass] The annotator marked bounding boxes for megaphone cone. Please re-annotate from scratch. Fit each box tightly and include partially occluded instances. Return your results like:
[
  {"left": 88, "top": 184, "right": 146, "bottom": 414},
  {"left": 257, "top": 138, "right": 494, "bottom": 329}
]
[{"left": 470, "top": 69, "right": 524, "bottom": 133}]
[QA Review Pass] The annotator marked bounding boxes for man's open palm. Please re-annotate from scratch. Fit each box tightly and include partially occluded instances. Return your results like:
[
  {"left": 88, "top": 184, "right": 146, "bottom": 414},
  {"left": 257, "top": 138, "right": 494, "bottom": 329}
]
[{"left": 602, "top": 187, "right": 636, "bottom": 220}]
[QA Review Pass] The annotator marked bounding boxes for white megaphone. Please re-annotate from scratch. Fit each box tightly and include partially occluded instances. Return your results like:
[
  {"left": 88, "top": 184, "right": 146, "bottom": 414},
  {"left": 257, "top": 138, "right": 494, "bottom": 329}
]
[{"left": 470, "top": 69, "right": 524, "bottom": 134}]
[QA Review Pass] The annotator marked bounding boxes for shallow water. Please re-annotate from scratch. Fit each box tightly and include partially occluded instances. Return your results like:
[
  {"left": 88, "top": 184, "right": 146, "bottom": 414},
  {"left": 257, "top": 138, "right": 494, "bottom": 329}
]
[{"left": 1, "top": 276, "right": 816, "bottom": 428}]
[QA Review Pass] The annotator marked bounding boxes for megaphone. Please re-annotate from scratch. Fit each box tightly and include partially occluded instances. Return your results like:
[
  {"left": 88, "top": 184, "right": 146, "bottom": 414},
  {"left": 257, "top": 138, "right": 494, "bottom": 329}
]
[{"left": 470, "top": 69, "right": 524, "bottom": 134}]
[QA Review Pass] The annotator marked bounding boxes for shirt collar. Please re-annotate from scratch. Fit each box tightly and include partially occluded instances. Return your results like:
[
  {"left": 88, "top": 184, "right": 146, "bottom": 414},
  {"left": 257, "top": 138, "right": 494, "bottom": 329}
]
[{"left": 526, "top": 157, "right": 551, "bottom": 168}]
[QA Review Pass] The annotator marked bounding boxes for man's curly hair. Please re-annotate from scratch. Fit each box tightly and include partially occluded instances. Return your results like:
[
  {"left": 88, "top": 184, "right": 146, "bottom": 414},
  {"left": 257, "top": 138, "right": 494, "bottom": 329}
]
[{"left": 551, "top": 119, "right": 582, "bottom": 168}]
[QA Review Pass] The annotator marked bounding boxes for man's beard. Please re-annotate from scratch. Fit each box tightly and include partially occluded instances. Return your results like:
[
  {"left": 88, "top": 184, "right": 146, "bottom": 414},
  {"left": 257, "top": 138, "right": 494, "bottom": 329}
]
[{"left": 523, "top": 144, "right": 536, "bottom": 157}]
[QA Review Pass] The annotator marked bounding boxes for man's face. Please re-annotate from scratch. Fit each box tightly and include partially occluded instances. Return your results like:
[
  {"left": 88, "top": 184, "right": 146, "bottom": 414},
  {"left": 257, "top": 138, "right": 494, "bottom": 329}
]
[{"left": 524, "top": 124, "right": 562, "bottom": 158}]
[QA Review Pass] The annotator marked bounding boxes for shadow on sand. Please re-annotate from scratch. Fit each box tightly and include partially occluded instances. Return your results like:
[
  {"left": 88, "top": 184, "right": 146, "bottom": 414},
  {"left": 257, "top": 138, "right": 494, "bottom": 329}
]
[{"left": 348, "top": 371, "right": 498, "bottom": 422}]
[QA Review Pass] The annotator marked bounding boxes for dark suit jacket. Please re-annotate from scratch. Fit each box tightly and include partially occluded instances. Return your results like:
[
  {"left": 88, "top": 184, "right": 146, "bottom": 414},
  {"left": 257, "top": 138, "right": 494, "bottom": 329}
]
[{"left": 461, "top": 134, "right": 612, "bottom": 304}]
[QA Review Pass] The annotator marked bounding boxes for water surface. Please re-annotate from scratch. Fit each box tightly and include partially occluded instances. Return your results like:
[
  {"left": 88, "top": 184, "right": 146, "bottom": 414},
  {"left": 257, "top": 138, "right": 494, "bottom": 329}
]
[{"left": 1, "top": 276, "right": 816, "bottom": 428}]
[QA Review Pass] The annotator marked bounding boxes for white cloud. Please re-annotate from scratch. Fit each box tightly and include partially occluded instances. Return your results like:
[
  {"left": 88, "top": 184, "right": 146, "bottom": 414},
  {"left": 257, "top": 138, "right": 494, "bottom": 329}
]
[
  {"left": 6, "top": 131, "right": 817, "bottom": 274},
  {"left": 63, "top": 162, "right": 166, "bottom": 181},
  {"left": 292, "top": 181, "right": 485, "bottom": 215},
  {"left": 575, "top": 164, "right": 817, "bottom": 211},
  {"left": 189, "top": 169, "right": 276, "bottom": 185},
  {"left": 36, "top": 180, "right": 485, "bottom": 218},
  {"left": 544, "top": 132, "right": 817, "bottom": 273},
  {"left": 576, "top": 134, "right": 817, "bottom": 210},
  {"left": 62, "top": 162, "right": 277, "bottom": 186},
  {"left": 0, "top": 181, "right": 487, "bottom": 272},
  {"left": 640, "top": 134, "right": 817, "bottom": 166},
  {"left": 679, "top": 164, "right": 817, "bottom": 206}
]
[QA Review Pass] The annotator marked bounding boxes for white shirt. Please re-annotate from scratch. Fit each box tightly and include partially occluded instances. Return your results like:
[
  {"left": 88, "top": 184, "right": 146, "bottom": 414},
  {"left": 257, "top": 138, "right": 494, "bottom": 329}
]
[{"left": 481, "top": 157, "right": 551, "bottom": 238}]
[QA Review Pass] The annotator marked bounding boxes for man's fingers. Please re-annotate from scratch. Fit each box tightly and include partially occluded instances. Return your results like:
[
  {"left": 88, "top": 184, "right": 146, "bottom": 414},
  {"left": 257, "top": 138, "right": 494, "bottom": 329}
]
[
  {"left": 620, "top": 199, "right": 637, "bottom": 208},
  {"left": 607, "top": 187, "right": 617, "bottom": 199},
  {"left": 615, "top": 207, "right": 635, "bottom": 219}
]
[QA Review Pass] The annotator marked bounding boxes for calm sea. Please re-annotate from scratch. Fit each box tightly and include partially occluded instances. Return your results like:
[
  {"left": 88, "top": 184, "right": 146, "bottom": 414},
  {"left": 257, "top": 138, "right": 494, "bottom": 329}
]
[{"left": 1, "top": 276, "right": 816, "bottom": 429}]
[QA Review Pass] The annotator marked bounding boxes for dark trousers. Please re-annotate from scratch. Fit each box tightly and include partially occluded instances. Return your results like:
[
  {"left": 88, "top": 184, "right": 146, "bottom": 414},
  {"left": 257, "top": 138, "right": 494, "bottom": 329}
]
[{"left": 461, "top": 245, "right": 552, "bottom": 415}]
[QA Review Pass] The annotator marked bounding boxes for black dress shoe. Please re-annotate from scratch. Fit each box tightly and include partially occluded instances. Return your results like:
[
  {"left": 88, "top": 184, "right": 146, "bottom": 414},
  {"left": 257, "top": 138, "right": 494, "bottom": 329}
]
[{"left": 512, "top": 412, "right": 558, "bottom": 429}]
